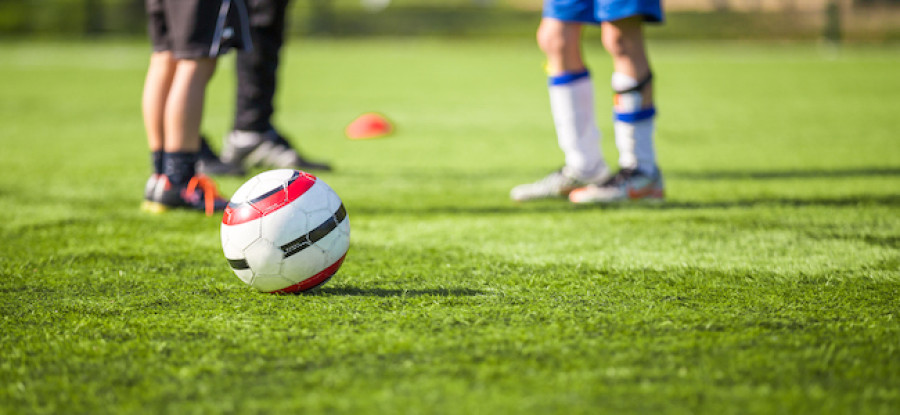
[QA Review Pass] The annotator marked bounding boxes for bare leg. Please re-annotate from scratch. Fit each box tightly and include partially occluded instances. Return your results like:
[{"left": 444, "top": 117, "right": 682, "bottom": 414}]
[
  {"left": 601, "top": 16, "right": 653, "bottom": 107},
  {"left": 531, "top": 17, "right": 607, "bottom": 184},
  {"left": 599, "top": 16, "right": 660, "bottom": 179},
  {"left": 537, "top": 18, "right": 585, "bottom": 76},
  {"left": 142, "top": 51, "right": 176, "bottom": 152},
  {"left": 164, "top": 58, "right": 217, "bottom": 153}
]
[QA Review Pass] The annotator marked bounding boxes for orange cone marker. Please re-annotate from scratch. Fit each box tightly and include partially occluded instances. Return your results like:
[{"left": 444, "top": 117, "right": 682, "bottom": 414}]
[{"left": 345, "top": 112, "right": 393, "bottom": 140}]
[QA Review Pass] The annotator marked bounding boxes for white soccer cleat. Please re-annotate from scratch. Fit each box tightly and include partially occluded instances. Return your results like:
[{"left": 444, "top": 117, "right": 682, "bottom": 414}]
[
  {"left": 568, "top": 168, "right": 664, "bottom": 204},
  {"left": 510, "top": 166, "right": 609, "bottom": 202},
  {"left": 220, "top": 129, "right": 332, "bottom": 172}
]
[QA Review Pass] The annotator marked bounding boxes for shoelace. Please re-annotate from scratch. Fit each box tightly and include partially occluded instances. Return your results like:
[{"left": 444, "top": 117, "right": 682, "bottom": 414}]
[
  {"left": 186, "top": 175, "right": 222, "bottom": 217},
  {"left": 602, "top": 169, "right": 637, "bottom": 187}
]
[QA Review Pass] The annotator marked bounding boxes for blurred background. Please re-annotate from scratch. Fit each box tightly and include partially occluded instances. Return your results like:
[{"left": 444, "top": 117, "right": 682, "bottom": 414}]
[{"left": 1, "top": 0, "right": 898, "bottom": 42}]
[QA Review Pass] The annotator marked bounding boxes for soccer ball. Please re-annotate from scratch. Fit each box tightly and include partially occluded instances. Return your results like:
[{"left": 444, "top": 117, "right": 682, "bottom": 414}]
[{"left": 220, "top": 169, "right": 350, "bottom": 293}]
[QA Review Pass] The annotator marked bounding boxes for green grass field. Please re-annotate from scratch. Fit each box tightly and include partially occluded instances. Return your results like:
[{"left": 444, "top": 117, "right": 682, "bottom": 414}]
[{"left": 1, "top": 39, "right": 898, "bottom": 414}]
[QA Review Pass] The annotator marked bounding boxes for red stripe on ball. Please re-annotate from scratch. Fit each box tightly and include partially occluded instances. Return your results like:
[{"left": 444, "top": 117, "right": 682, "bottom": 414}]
[
  {"left": 222, "top": 171, "right": 317, "bottom": 226},
  {"left": 271, "top": 252, "right": 348, "bottom": 294}
]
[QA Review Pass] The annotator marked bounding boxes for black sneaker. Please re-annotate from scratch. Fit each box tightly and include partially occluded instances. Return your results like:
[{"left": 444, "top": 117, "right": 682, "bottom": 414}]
[
  {"left": 197, "top": 135, "right": 246, "bottom": 176},
  {"left": 220, "top": 129, "right": 332, "bottom": 172},
  {"left": 142, "top": 174, "right": 229, "bottom": 216}
]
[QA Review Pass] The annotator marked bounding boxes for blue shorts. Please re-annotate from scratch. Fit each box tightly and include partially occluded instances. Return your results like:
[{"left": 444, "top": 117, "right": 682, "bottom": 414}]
[{"left": 543, "top": 0, "right": 664, "bottom": 24}]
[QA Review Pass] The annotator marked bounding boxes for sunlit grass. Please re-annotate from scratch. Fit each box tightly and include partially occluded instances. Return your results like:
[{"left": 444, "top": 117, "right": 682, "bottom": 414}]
[{"left": 0, "top": 39, "right": 898, "bottom": 414}]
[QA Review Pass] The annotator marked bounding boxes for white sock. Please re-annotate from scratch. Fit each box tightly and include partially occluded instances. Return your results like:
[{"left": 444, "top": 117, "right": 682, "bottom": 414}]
[
  {"left": 611, "top": 72, "right": 658, "bottom": 175},
  {"left": 548, "top": 71, "right": 607, "bottom": 181}
]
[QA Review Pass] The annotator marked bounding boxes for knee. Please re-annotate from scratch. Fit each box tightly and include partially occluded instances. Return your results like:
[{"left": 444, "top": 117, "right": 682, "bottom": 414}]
[
  {"left": 601, "top": 31, "right": 630, "bottom": 59},
  {"left": 601, "top": 18, "right": 643, "bottom": 59},
  {"left": 536, "top": 20, "right": 568, "bottom": 58},
  {"left": 178, "top": 58, "right": 218, "bottom": 82}
]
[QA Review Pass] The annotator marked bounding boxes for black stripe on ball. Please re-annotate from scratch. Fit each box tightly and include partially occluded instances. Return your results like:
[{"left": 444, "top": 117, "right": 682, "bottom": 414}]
[
  {"left": 280, "top": 204, "right": 347, "bottom": 259},
  {"left": 227, "top": 258, "right": 250, "bottom": 270}
]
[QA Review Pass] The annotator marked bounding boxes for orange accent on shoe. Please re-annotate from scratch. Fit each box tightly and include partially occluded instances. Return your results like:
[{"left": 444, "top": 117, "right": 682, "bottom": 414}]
[
  {"left": 568, "top": 187, "right": 588, "bottom": 200},
  {"left": 627, "top": 186, "right": 664, "bottom": 200},
  {"left": 186, "top": 175, "right": 222, "bottom": 216},
  {"left": 158, "top": 175, "right": 172, "bottom": 191}
]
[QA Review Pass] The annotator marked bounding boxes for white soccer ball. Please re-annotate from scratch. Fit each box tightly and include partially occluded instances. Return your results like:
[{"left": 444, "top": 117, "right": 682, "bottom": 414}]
[{"left": 220, "top": 169, "right": 350, "bottom": 293}]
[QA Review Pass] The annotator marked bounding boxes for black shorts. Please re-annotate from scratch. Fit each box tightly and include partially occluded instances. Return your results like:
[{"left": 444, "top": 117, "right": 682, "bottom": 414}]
[{"left": 147, "top": 0, "right": 252, "bottom": 59}]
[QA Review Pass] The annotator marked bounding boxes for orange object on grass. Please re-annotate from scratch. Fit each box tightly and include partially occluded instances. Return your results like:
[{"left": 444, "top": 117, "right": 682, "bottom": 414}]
[{"left": 345, "top": 112, "right": 393, "bottom": 140}]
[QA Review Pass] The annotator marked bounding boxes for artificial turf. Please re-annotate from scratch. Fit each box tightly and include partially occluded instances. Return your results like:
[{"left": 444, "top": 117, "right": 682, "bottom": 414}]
[{"left": 0, "top": 39, "right": 898, "bottom": 414}]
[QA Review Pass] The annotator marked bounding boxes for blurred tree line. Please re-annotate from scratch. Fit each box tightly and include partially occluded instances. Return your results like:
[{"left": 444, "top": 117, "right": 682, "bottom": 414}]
[
  {"left": 0, "top": 0, "right": 146, "bottom": 35},
  {"left": 1, "top": 0, "right": 898, "bottom": 41},
  {"left": 0, "top": 0, "right": 533, "bottom": 36}
]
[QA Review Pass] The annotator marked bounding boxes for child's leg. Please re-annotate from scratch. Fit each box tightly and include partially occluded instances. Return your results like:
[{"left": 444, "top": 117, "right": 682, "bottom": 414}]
[
  {"left": 538, "top": 18, "right": 586, "bottom": 75},
  {"left": 601, "top": 16, "right": 658, "bottom": 175},
  {"left": 567, "top": 16, "right": 663, "bottom": 204},
  {"left": 142, "top": 51, "right": 176, "bottom": 173},
  {"left": 156, "top": 57, "right": 217, "bottom": 190},
  {"left": 164, "top": 58, "right": 217, "bottom": 153},
  {"left": 537, "top": 17, "right": 607, "bottom": 181}
]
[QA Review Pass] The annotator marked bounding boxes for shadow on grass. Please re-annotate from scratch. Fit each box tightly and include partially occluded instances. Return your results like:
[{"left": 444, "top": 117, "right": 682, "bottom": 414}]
[
  {"left": 653, "top": 194, "right": 900, "bottom": 210},
  {"left": 350, "top": 194, "right": 900, "bottom": 217},
  {"left": 669, "top": 167, "right": 900, "bottom": 180},
  {"left": 311, "top": 286, "right": 486, "bottom": 297},
  {"left": 338, "top": 166, "right": 900, "bottom": 182}
]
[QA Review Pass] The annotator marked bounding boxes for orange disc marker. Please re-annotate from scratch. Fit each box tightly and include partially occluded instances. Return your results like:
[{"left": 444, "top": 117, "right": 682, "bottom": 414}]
[{"left": 345, "top": 112, "right": 393, "bottom": 140}]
